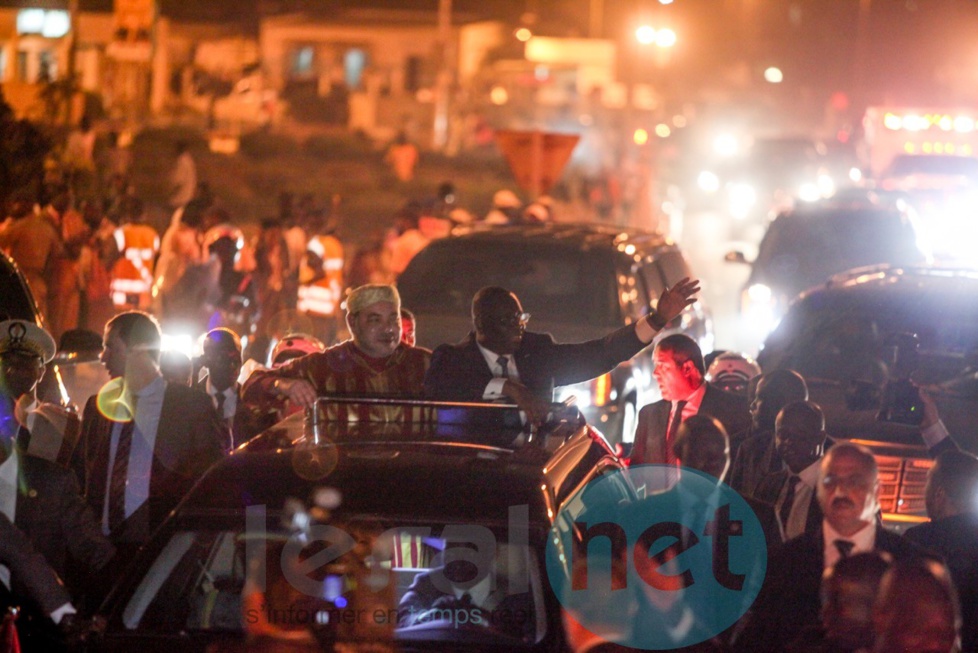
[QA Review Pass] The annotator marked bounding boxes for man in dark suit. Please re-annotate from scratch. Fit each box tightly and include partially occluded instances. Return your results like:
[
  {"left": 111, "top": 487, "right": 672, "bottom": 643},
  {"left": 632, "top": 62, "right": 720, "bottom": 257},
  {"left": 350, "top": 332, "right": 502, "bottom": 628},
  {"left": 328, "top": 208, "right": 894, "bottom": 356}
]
[
  {"left": 630, "top": 334, "right": 750, "bottom": 466},
  {"left": 753, "top": 401, "right": 829, "bottom": 542},
  {"left": 904, "top": 449, "right": 978, "bottom": 652},
  {"left": 728, "top": 369, "right": 808, "bottom": 499},
  {"left": 424, "top": 279, "right": 700, "bottom": 426},
  {"left": 196, "top": 328, "right": 249, "bottom": 447},
  {"left": 72, "top": 311, "right": 227, "bottom": 551},
  {"left": 733, "top": 442, "right": 921, "bottom": 652},
  {"left": 0, "top": 320, "right": 115, "bottom": 627}
]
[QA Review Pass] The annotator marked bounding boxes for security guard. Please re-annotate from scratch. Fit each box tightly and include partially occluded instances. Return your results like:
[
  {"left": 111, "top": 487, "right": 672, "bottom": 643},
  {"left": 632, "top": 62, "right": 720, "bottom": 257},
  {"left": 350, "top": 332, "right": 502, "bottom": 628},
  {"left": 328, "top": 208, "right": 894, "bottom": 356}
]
[
  {"left": 296, "top": 217, "right": 344, "bottom": 345},
  {"left": 109, "top": 197, "right": 159, "bottom": 312}
]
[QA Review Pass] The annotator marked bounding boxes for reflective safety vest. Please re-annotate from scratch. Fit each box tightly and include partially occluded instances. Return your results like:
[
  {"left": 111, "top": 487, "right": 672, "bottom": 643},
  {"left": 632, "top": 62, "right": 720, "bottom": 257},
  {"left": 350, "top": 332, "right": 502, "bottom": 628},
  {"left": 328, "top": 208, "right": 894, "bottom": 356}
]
[
  {"left": 110, "top": 224, "right": 160, "bottom": 310},
  {"left": 297, "top": 234, "right": 344, "bottom": 318}
]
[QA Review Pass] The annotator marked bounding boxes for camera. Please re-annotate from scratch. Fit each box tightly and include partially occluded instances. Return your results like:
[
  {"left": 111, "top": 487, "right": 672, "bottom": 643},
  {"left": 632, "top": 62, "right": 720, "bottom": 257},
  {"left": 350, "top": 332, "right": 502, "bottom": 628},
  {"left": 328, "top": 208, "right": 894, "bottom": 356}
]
[{"left": 876, "top": 332, "right": 925, "bottom": 426}]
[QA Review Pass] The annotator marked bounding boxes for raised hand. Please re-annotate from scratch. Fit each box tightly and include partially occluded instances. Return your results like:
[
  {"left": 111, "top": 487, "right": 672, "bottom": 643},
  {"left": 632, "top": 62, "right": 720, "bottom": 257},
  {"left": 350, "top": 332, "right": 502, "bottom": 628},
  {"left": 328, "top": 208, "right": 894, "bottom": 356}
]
[{"left": 655, "top": 277, "right": 701, "bottom": 324}]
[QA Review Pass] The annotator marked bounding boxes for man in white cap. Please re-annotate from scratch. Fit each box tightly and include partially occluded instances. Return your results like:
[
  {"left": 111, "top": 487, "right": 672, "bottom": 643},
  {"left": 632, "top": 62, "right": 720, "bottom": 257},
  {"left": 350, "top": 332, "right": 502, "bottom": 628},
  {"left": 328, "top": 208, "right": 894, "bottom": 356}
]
[
  {"left": 0, "top": 319, "right": 79, "bottom": 465},
  {"left": 0, "top": 320, "right": 115, "bottom": 620},
  {"left": 242, "top": 283, "right": 431, "bottom": 423}
]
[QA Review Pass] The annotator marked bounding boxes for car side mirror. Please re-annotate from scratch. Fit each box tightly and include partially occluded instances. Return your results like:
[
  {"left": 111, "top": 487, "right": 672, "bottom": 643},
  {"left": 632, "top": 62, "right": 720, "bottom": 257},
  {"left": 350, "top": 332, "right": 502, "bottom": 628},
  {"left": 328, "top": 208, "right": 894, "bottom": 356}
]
[{"left": 724, "top": 250, "right": 749, "bottom": 264}]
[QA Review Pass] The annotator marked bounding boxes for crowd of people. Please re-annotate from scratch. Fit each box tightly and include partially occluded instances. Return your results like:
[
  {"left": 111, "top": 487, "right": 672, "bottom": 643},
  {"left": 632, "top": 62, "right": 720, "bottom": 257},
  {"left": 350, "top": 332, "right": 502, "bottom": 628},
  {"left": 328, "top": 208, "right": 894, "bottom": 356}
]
[{"left": 0, "top": 155, "right": 975, "bottom": 652}]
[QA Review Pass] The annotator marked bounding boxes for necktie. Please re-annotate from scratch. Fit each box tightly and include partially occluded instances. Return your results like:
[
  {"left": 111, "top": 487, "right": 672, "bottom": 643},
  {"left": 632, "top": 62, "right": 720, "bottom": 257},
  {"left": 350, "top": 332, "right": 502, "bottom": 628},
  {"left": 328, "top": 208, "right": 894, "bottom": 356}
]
[
  {"left": 834, "top": 539, "right": 855, "bottom": 560},
  {"left": 215, "top": 391, "right": 226, "bottom": 418},
  {"left": 497, "top": 356, "right": 510, "bottom": 379},
  {"left": 665, "top": 400, "right": 687, "bottom": 465},
  {"left": 779, "top": 475, "right": 800, "bottom": 535},
  {"left": 108, "top": 417, "right": 135, "bottom": 533}
]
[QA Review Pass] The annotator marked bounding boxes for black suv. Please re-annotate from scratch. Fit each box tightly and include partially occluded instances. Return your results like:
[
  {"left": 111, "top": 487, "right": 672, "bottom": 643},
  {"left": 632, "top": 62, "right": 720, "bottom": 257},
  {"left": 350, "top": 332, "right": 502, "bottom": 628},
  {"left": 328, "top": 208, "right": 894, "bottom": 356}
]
[
  {"left": 396, "top": 223, "right": 713, "bottom": 449},
  {"left": 727, "top": 199, "right": 926, "bottom": 348},
  {"left": 758, "top": 265, "right": 978, "bottom": 526}
]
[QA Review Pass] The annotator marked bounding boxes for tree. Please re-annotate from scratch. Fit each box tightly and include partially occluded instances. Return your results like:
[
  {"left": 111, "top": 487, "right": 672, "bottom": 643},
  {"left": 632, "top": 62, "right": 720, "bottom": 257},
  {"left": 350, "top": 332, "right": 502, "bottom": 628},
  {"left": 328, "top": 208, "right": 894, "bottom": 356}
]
[{"left": 0, "top": 87, "right": 52, "bottom": 207}]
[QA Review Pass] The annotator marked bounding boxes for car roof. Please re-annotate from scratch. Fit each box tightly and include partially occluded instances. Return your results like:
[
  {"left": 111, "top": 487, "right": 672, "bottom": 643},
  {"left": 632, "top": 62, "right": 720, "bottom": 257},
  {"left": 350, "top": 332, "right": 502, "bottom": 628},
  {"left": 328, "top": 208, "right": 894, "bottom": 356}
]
[
  {"left": 446, "top": 221, "right": 675, "bottom": 252},
  {"left": 821, "top": 264, "right": 978, "bottom": 292},
  {"left": 178, "top": 403, "right": 617, "bottom": 529}
]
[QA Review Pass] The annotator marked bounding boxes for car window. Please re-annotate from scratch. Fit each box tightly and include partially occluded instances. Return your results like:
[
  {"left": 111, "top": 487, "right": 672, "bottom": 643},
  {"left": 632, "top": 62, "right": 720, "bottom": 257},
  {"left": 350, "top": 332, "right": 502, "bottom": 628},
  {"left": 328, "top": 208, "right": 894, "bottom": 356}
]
[
  {"left": 120, "top": 518, "right": 546, "bottom": 646},
  {"left": 751, "top": 210, "right": 922, "bottom": 295},
  {"left": 398, "top": 241, "right": 619, "bottom": 328},
  {"left": 770, "top": 299, "right": 978, "bottom": 385},
  {"left": 655, "top": 250, "right": 691, "bottom": 289}
]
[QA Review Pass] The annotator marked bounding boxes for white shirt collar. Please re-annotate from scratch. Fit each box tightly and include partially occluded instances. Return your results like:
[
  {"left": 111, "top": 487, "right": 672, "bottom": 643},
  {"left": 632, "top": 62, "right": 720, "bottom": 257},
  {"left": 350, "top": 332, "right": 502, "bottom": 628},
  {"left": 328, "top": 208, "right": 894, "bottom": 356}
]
[{"left": 822, "top": 518, "right": 876, "bottom": 568}]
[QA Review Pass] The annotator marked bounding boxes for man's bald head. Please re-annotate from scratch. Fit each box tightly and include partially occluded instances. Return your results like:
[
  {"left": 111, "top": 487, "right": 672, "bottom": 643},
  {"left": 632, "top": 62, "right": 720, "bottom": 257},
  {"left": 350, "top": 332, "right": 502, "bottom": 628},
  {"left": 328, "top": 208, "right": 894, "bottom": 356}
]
[
  {"left": 751, "top": 369, "right": 809, "bottom": 432},
  {"left": 775, "top": 401, "right": 826, "bottom": 474},
  {"left": 674, "top": 414, "right": 730, "bottom": 482},
  {"left": 925, "top": 450, "right": 978, "bottom": 521}
]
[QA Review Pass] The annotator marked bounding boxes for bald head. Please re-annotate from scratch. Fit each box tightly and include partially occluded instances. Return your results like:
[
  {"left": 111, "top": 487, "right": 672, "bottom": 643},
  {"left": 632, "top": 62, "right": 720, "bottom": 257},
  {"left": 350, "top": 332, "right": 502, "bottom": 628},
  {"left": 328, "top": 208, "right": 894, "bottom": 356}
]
[
  {"left": 817, "top": 443, "right": 880, "bottom": 536},
  {"left": 925, "top": 450, "right": 978, "bottom": 521},
  {"left": 751, "top": 369, "right": 809, "bottom": 432},
  {"left": 472, "top": 286, "right": 526, "bottom": 355},
  {"left": 674, "top": 414, "right": 730, "bottom": 482},
  {"left": 775, "top": 401, "right": 826, "bottom": 474}
]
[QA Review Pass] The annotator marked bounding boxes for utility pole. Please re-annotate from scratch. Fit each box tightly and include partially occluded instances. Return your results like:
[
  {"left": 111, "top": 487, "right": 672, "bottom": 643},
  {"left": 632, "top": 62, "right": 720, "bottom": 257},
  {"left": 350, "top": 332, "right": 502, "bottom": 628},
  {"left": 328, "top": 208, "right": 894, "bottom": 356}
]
[
  {"left": 65, "top": 0, "right": 80, "bottom": 125},
  {"left": 432, "top": 0, "right": 452, "bottom": 151}
]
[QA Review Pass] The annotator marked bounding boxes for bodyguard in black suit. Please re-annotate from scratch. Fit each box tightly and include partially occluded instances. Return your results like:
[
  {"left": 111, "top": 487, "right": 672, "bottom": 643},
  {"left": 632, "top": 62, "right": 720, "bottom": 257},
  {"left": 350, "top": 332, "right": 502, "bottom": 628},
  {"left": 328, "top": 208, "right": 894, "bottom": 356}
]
[
  {"left": 72, "top": 312, "right": 227, "bottom": 550},
  {"left": 424, "top": 279, "right": 700, "bottom": 426},
  {"left": 631, "top": 335, "right": 750, "bottom": 466},
  {"left": 727, "top": 369, "right": 809, "bottom": 499},
  {"left": 904, "top": 449, "right": 978, "bottom": 652},
  {"left": 733, "top": 442, "right": 922, "bottom": 652}
]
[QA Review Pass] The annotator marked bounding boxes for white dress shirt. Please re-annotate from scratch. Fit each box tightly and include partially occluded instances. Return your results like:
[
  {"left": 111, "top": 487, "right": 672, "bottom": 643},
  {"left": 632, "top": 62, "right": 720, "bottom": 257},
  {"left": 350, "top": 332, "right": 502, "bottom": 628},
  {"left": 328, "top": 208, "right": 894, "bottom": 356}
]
[
  {"left": 478, "top": 342, "right": 522, "bottom": 400},
  {"left": 822, "top": 519, "right": 876, "bottom": 569},
  {"left": 101, "top": 376, "right": 166, "bottom": 535}
]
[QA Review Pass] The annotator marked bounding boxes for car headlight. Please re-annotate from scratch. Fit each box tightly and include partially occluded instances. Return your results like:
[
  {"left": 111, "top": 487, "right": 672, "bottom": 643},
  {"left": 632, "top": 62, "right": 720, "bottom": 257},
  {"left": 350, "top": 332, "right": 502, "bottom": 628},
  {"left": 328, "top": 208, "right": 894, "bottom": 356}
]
[
  {"left": 728, "top": 182, "right": 756, "bottom": 219},
  {"left": 697, "top": 170, "right": 721, "bottom": 193},
  {"left": 798, "top": 182, "right": 821, "bottom": 203},
  {"left": 817, "top": 173, "right": 835, "bottom": 197},
  {"left": 741, "top": 283, "right": 780, "bottom": 336},
  {"left": 161, "top": 332, "right": 197, "bottom": 359}
]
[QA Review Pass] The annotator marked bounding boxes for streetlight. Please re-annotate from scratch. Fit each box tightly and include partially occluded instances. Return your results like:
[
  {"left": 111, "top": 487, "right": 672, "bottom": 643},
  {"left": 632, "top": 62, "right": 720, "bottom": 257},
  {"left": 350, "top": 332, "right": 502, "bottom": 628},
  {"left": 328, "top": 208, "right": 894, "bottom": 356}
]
[
  {"left": 636, "top": 25, "right": 657, "bottom": 45},
  {"left": 655, "top": 28, "right": 677, "bottom": 48}
]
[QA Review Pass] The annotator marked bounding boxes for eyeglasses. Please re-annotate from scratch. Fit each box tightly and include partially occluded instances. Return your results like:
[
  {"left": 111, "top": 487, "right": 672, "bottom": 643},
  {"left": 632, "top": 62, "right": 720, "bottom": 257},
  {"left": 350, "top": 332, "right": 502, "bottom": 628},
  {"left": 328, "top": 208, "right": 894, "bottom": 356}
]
[
  {"left": 496, "top": 312, "right": 531, "bottom": 328},
  {"left": 820, "top": 474, "right": 873, "bottom": 491}
]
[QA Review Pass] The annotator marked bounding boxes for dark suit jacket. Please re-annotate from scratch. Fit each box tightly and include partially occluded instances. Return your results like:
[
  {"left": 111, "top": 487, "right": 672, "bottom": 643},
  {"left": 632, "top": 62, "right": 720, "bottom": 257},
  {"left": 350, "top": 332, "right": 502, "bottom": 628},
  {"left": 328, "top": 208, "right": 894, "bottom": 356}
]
[
  {"left": 728, "top": 429, "right": 781, "bottom": 499},
  {"left": 631, "top": 384, "right": 751, "bottom": 466},
  {"left": 73, "top": 382, "right": 227, "bottom": 545},
  {"left": 424, "top": 327, "right": 649, "bottom": 403},
  {"left": 0, "top": 512, "right": 73, "bottom": 617},
  {"left": 735, "top": 525, "right": 920, "bottom": 652},
  {"left": 14, "top": 452, "right": 116, "bottom": 601},
  {"left": 905, "top": 513, "right": 978, "bottom": 652}
]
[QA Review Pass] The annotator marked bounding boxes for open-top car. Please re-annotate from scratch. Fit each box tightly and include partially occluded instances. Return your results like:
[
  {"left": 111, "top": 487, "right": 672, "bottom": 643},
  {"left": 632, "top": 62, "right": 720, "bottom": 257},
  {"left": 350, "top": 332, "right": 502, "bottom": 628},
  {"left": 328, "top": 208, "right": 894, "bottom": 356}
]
[{"left": 84, "top": 397, "right": 632, "bottom": 652}]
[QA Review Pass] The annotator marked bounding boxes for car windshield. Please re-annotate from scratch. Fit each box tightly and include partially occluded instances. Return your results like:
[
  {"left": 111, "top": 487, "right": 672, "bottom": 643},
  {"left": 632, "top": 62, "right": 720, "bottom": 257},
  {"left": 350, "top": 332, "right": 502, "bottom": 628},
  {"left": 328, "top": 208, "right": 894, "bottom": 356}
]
[
  {"left": 769, "top": 297, "right": 978, "bottom": 387},
  {"left": 397, "top": 241, "right": 620, "bottom": 328},
  {"left": 119, "top": 516, "right": 545, "bottom": 647},
  {"left": 887, "top": 154, "right": 978, "bottom": 180},
  {"left": 750, "top": 209, "right": 923, "bottom": 296}
]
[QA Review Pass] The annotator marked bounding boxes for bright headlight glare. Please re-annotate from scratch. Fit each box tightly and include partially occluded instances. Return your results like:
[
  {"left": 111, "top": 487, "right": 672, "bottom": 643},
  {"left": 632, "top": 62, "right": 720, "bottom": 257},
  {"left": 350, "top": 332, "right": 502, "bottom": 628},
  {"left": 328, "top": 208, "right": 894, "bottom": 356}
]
[
  {"left": 728, "top": 183, "right": 756, "bottom": 219},
  {"left": 798, "top": 182, "right": 821, "bottom": 202},
  {"left": 698, "top": 170, "right": 720, "bottom": 193}
]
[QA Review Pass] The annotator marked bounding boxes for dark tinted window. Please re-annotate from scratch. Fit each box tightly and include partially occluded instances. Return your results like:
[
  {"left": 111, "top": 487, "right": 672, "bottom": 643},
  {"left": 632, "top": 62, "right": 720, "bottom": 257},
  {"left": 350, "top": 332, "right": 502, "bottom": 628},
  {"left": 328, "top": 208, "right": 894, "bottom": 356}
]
[
  {"left": 763, "top": 294, "right": 978, "bottom": 384},
  {"left": 750, "top": 209, "right": 922, "bottom": 296},
  {"left": 398, "top": 241, "right": 620, "bottom": 327},
  {"left": 0, "top": 255, "right": 38, "bottom": 323}
]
